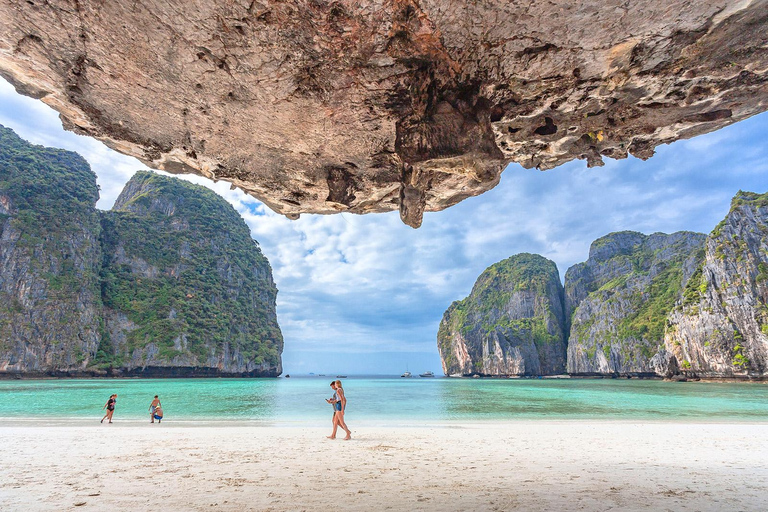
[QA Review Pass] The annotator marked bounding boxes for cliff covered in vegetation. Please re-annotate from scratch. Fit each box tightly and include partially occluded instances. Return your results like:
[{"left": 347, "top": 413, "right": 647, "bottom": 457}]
[
  {"left": 437, "top": 254, "right": 567, "bottom": 376},
  {"left": 665, "top": 192, "right": 768, "bottom": 379},
  {"left": 0, "top": 125, "right": 102, "bottom": 373},
  {"left": 565, "top": 231, "right": 706, "bottom": 376},
  {"left": 439, "top": 192, "right": 768, "bottom": 379},
  {"left": 0, "top": 126, "right": 282, "bottom": 377}
]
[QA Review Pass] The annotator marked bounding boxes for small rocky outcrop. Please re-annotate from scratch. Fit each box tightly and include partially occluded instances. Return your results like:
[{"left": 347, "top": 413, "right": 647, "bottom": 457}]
[
  {"left": 437, "top": 253, "right": 567, "bottom": 376},
  {"left": 565, "top": 231, "right": 706, "bottom": 376},
  {"left": 0, "top": 126, "right": 283, "bottom": 377},
  {"left": 0, "top": 1, "right": 766, "bottom": 227},
  {"left": 665, "top": 192, "right": 768, "bottom": 379}
]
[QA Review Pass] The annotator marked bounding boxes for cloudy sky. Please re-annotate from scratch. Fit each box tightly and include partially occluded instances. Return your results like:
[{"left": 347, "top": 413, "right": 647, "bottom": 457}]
[{"left": 1, "top": 77, "right": 767, "bottom": 375}]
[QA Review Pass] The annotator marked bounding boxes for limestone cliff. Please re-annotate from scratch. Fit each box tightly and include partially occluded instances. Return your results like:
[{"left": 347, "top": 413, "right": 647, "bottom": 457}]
[
  {"left": 98, "top": 172, "right": 283, "bottom": 376},
  {"left": 665, "top": 192, "right": 768, "bottom": 378},
  {"left": 0, "top": 124, "right": 102, "bottom": 374},
  {"left": 0, "top": 1, "right": 766, "bottom": 227},
  {"left": 565, "top": 231, "right": 706, "bottom": 376},
  {"left": 437, "top": 254, "right": 567, "bottom": 376},
  {"left": 0, "top": 126, "right": 283, "bottom": 377}
]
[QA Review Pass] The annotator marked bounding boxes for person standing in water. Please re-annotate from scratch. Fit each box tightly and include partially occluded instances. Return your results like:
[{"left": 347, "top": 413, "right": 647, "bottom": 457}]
[
  {"left": 326, "top": 380, "right": 351, "bottom": 440},
  {"left": 149, "top": 395, "right": 161, "bottom": 423},
  {"left": 101, "top": 394, "right": 117, "bottom": 423}
]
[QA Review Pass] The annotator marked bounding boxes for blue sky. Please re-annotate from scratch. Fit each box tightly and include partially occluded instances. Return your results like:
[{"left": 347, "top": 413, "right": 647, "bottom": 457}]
[{"left": 1, "top": 77, "right": 767, "bottom": 375}]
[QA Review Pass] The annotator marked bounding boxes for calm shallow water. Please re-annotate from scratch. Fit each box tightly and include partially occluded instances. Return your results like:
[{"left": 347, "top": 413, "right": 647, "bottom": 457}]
[{"left": 0, "top": 376, "right": 767, "bottom": 425}]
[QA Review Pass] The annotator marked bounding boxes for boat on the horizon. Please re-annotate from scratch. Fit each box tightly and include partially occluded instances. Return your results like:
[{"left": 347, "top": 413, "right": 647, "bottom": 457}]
[
  {"left": 336, "top": 375, "right": 347, "bottom": 378},
  {"left": 419, "top": 371, "right": 435, "bottom": 378},
  {"left": 401, "top": 371, "right": 412, "bottom": 378}
]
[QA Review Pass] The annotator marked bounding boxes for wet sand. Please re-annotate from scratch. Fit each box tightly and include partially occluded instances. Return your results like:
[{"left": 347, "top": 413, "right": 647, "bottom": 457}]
[{"left": 1, "top": 421, "right": 766, "bottom": 511}]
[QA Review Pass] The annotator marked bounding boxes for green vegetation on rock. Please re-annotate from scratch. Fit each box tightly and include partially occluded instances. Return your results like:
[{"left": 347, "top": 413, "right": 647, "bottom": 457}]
[
  {"left": 565, "top": 231, "right": 706, "bottom": 375},
  {"left": 437, "top": 253, "right": 566, "bottom": 376},
  {"left": 665, "top": 189, "right": 768, "bottom": 378},
  {"left": 0, "top": 125, "right": 102, "bottom": 367},
  {"left": 0, "top": 126, "right": 282, "bottom": 377},
  {"left": 98, "top": 172, "right": 282, "bottom": 372}
]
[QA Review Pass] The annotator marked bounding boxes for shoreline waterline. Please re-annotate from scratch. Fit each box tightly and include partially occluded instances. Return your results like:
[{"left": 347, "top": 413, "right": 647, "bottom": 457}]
[
  {"left": 3, "top": 417, "right": 768, "bottom": 428},
  {"left": 3, "top": 376, "right": 768, "bottom": 424}
]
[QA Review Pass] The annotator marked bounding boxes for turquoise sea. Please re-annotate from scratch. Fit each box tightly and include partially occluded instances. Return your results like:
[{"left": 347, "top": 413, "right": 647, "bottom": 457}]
[{"left": 1, "top": 376, "right": 767, "bottom": 425}]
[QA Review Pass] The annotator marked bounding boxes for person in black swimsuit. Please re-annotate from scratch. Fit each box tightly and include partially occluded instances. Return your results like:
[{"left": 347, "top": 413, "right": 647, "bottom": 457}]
[{"left": 101, "top": 394, "right": 117, "bottom": 423}]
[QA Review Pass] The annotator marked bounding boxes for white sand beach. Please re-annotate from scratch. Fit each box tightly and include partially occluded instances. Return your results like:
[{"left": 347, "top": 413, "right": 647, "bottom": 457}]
[{"left": 1, "top": 422, "right": 767, "bottom": 511}]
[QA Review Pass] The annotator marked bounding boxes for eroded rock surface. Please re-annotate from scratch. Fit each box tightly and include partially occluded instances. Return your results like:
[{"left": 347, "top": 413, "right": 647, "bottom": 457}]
[
  {"left": 665, "top": 192, "right": 768, "bottom": 378},
  {"left": 437, "top": 253, "right": 567, "bottom": 376},
  {"left": 1, "top": 1, "right": 766, "bottom": 226}
]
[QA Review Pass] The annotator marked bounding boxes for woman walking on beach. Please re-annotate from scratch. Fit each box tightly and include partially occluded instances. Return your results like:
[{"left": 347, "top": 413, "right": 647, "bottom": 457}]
[
  {"left": 149, "top": 395, "right": 161, "bottom": 423},
  {"left": 327, "top": 381, "right": 337, "bottom": 421},
  {"left": 326, "top": 381, "right": 338, "bottom": 436},
  {"left": 101, "top": 394, "right": 117, "bottom": 423},
  {"left": 327, "top": 380, "right": 351, "bottom": 440}
]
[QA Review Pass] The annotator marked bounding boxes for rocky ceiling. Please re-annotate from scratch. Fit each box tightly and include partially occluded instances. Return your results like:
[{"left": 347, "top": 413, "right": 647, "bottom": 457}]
[{"left": 0, "top": 0, "right": 766, "bottom": 227}]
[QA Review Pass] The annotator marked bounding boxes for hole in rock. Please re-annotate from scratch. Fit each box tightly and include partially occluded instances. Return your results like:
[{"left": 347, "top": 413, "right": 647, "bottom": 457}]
[
  {"left": 533, "top": 117, "right": 557, "bottom": 136},
  {"left": 489, "top": 106, "right": 504, "bottom": 122}
]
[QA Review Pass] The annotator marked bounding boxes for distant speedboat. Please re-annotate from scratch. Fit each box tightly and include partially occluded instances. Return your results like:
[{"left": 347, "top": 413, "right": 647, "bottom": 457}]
[
  {"left": 401, "top": 371, "right": 412, "bottom": 378},
  {"left": 336, "top": 375, "right": 347, "bottom": 378},
  {"left": 419, "top": 371, "right": 435, "bottom": 378}
]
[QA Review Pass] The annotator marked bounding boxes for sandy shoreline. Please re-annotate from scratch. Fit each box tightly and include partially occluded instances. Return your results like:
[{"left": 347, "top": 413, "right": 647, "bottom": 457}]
[{"left": 2, "top": 422, "right": 767, "bottom": 511}]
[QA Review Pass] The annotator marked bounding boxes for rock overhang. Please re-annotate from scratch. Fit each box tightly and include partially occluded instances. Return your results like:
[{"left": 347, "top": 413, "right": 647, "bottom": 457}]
[{"left": 0, "top": 0, "right": 766, "bottom": 227}]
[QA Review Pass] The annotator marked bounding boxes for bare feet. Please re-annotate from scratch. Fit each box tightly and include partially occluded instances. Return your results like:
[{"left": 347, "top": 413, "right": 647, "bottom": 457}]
[
  {"left": 344, "top": 434, "right": 351, "bottom": 440},
  {"left": 326, "top": 436, "right": 336, "bottom": 439}
]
